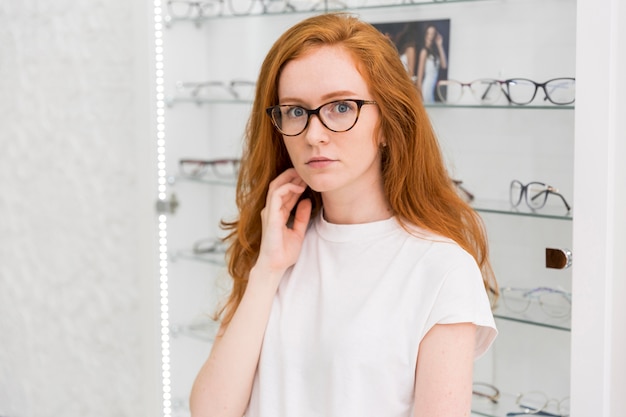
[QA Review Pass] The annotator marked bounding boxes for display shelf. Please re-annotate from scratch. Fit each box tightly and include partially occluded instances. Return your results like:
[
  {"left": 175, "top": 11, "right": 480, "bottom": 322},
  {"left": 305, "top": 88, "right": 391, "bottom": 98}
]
[
  {"left": 163, "top": 0, "right": 496, "bottom": 25},
  {"left": 166, "top": 97, "right": 254, "bottom": 107},
  {"left": 471, "top": 391, "right": 527, "bottom": 417},
  {"left": 426, "top": 103, "right": 575, "bottom": 111},
  {"left": 472, "top": 200, "right": 572, "bottom": 221},
  {"left": 169, "top": 174, "right": 237, "bottom": 187},
  {"left": 492, "top": 302, "right": 571, "bottom": 332},
  {"left": 170, "top": 249, "right": 227, "bottom": 266},
  {"left": 165, "top": 97, "right": 575, "bottom": 110}
]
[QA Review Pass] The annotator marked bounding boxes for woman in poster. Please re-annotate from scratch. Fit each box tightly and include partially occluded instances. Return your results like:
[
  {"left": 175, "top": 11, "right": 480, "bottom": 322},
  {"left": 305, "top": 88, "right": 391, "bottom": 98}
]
[{"left": 417, "top": 25, "right": 448, "bottom": 103}]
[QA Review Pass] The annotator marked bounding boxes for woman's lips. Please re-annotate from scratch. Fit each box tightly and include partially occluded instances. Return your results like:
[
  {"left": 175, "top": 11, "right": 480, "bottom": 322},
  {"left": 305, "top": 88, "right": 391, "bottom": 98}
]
[{"left": 306, "top": 157, "right": 335, "bottom": 168}]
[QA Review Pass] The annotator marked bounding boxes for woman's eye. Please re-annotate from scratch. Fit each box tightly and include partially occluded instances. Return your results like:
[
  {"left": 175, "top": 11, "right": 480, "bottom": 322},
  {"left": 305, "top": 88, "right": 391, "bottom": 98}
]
[
  {"left": 334, "top": 101, "right": 354, "bottom": 113},
  {"left": 287, "top": 107, "right": 306, "bottom": 118}
]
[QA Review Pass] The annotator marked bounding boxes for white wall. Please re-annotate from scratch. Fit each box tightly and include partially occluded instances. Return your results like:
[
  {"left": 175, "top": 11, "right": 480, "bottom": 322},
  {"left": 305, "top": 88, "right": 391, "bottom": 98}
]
[
  {"left": 571, "top": 0, "right": 626, "bottom": 415},
  {"left": 0, "top": 1, "right": 158, "bottom": 416}
]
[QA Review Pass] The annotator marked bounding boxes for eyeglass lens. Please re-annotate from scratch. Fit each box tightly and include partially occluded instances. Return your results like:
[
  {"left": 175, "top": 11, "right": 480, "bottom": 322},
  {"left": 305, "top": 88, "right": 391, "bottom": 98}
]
[
  {"left": 268, "top": 100, "right": 369, "bottom": 136},
  {"left": 510, "top": 180, "right": 550, "bottom": 209}
]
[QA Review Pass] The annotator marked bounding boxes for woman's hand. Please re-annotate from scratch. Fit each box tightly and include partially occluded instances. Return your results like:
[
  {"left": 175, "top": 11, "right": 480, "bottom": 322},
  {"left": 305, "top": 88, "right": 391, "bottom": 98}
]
[
  {"left": 256, "top": 168, "right": 312, "bottom": 277},
  {"left": 435, "top": 32, "right": 443, "bottom": 48}
]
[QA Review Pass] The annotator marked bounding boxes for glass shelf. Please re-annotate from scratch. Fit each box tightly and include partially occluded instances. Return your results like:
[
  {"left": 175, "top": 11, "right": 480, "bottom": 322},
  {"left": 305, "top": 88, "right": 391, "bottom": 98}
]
[
  {"left": 163, "top": 0, "right": 495, "bottom": 25},
  {"left": 170, "top": 249, "right": 227, "bottom": 266},
  {"left": 426, "top": 103, "right": 575, "bottom": 110},
  {"left": 166, "top": 97, "right": 253, "bottom": 107},
  {"left": 168, "top": 174, "right": 237, "bottom": 187},
  {"left": 165, "top": 97, "right": 575, "bottom": 110},
  {"left": 492, "top": 302, "right": 571, "bottom": 332},
  {"left": 472, "top": 391, "right": 528, "bottom": 417},
  {"left": 472, "top": 200, "right": 573, "bottom": 221}
]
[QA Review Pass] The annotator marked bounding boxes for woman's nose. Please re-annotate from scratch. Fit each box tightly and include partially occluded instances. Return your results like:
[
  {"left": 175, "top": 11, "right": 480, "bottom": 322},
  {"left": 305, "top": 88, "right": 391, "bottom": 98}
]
[{"left": 303, "top": 114, "right": 329, "bottom": 145}]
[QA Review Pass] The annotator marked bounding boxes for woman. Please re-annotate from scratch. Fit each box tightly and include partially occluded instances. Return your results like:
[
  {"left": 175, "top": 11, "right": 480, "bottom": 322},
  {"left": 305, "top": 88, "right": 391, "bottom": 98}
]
[
  {"left": 190, "top": 13, "right": 497, "bottom": 417},
  {"left": 416, "top": 25, "right": 448, "bottom": 103}
]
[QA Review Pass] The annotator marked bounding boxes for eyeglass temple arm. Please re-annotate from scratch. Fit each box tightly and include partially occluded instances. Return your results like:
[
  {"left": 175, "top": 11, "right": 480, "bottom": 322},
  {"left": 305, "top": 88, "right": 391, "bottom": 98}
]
[
  {"left": 529, "top": 187, "right": 572, "bottom": 212},
  {"left": 550, "top": 189, "right": 572, "bottom": 211},
  {"left": 506, "top": 411, "right": 563, "bottom": 417}
]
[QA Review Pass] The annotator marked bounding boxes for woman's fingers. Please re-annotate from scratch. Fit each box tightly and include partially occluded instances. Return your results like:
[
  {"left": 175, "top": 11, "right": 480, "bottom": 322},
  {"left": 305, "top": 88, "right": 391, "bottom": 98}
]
[
  {"left": 292, "top": 198, "right": 312, "bottom": 237},
  {"left": 265, "top": 168, "right": 307, "bottom": 219}
]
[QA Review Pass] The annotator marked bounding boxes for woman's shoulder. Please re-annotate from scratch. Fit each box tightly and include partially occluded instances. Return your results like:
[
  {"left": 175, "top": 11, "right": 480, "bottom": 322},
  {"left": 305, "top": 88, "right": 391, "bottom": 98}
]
[{"left": 401, "top": 222, "right": 477, "bottom": 268}]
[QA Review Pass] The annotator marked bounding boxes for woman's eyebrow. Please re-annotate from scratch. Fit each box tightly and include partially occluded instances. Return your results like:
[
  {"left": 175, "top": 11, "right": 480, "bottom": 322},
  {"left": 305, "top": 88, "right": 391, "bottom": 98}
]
[{"left": 278, "top": 90, "right": 361, "bottom": 105}]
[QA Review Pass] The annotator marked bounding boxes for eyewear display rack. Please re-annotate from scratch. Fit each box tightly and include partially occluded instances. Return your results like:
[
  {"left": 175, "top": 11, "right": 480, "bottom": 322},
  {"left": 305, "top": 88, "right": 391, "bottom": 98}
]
[{"left": 153, "top": 0, "right": 579, "bottom": 416}]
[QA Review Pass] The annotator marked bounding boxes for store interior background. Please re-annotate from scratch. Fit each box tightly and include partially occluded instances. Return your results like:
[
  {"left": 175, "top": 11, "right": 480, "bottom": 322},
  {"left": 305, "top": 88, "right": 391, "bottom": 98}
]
[{"left": 0, "top": 1, "right": 624, "bottom": 417}]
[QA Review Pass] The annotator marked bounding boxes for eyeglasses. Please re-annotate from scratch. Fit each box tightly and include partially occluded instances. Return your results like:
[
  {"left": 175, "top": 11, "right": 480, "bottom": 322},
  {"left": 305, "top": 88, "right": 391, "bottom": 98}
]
[
  {"left": 452, "top": 179, "right": 475, "bottom": 202},
  {"left": 436, "top": 79, "right": 506, "bottom": 104},
  {"left": 179, "top": 158, "right": 241, "bottom": 179},
  {"left": 510, "top": 180, "right": 571, "bottom": 212},
  {"left": 501, "top": 286, "right": 572, "bottom": 318},
  {"left": 502, "top": 78, "right": 575, "bottom": 105},
  {"left": 192, "top": 237, "right": 228, "bottom": 255},
  {"left": 172, "top": 79, "right": 256, "bottom": 103},
  {"left": 508, "top": 392, "right": 570, "bottom": 416},
  {"left": 166, "top": 0, "right": 223, "bottom": 19},
  {"left": 266, "top": 99, "right": 377, "bottom": 137},
  {"left": 472, "top": 382, "right": 500, "bottom": 404}
]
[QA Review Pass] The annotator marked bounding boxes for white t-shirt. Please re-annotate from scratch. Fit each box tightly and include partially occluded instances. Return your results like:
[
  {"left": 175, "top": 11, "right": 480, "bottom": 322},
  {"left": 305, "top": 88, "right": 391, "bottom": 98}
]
[{"left": 246, "top": 213, "right": 497, "bottom": 417}]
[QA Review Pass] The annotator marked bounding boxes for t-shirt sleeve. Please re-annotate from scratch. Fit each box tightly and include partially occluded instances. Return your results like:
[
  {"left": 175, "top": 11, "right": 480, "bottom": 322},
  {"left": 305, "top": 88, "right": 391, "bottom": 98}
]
[{"left": 423, "top": 248, "right": 498, "bottom": 359}]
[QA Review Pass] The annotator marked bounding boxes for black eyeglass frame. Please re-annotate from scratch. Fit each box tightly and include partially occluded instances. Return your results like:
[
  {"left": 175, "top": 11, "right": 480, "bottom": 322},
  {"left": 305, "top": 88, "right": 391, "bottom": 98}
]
[
  {"left": 265, "top": 99, "right": 378, "bottom": 137},
  {"left": 510, "top": 180, "right": 572, "bottom": 212},
  {"left": 502, "top": 77, "right": 576, "bottom": 105}
]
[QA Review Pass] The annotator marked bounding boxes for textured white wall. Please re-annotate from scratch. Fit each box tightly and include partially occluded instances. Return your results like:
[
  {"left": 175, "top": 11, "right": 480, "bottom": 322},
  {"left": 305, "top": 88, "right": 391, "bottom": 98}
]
[{"left": 0, "top": 1, "right": 158, "bottom": 416}]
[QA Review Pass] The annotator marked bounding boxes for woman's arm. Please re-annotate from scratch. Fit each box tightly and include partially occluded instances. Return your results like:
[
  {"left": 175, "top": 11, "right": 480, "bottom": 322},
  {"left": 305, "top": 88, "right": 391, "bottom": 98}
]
[
  {"left": 416, "top": 48, "right": 428, "bottom": 92},
  {"left": 435, "top": 33, "right": 447, "bottom": 70},
  {"left": 189, "top": 168, "right": 312, "bottom": 417},
  {"left": 413, "top": 322, "right": 476, "bottom": 417}
]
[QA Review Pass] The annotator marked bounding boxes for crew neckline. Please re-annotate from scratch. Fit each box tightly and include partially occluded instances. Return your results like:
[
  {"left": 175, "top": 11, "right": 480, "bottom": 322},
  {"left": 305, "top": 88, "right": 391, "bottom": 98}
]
[{"left": 314, "top": 211, "right": 399, "bottom": 243}]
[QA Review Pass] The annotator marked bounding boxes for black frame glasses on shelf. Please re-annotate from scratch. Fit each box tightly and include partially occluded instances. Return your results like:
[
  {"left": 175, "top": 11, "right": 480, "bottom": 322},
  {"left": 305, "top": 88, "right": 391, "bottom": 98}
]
[
  {"left": 502, "top": 77, "right": 575, "bottom": 106},
  {"left": 179, "top": 158, "right": 241, "bottom": 180},
  {"left": 435, "top": 77, "right": 575, "bottom": 106},
  {"left": 452, "top": 179, "right": 475, "bottom": 203},
  {"left": 509, "top": 180, "right": 571, "bottom": 212}
]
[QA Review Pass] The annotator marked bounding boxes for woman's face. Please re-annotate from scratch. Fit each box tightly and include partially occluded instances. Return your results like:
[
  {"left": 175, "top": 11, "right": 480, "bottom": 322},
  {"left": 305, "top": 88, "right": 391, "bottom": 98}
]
[
  {"left": 276, "top": 45, "right": 383, "bottom": 199},
  {"left": 425, "top": 26, "right": 437, "bottom": 45}
]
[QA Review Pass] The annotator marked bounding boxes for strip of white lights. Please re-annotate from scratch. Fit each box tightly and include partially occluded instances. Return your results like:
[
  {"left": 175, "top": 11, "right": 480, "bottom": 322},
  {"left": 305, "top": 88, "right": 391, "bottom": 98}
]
[{"left": 153, "top": 1, "right": 171, "bottom": 417}]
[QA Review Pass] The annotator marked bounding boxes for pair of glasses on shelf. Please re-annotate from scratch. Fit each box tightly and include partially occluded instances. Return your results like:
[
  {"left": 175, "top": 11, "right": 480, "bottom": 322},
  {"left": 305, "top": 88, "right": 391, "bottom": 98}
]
[
  {"left": 500, "top": 286, "right": 572, "bottom": 318},
  {"left": 172, "top": 79, "right": 256, "bottom": 103},
  {"left": 510, "top": 180, "right": 571, "bottom": 212},
  {"left": 166, "top": 0, "right": 305, "bottom": 18},
  {"left": 436, "top": 77, "right": 575, "bottom": 105},
  {"left": 473, "top": 383, "right": 570, "bottom": 417},
  {"left": 179, "top": 158, "right": 241, "bottom": 180},
  {"left": 192, "top": 237, "right": 229, "bottom": 255},
  {"left": 452, "top": 179, "right": 475, "bottom": 203}
]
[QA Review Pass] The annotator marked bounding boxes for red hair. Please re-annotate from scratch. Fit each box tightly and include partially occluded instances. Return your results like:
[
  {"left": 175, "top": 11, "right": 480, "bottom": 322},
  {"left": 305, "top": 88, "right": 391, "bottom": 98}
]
[{"left": 218, "top": 13, "right": 497, "bottom": 326}]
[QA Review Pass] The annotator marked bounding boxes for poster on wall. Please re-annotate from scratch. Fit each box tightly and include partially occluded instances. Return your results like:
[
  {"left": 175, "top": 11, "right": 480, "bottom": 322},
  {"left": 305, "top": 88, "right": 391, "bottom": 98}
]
[{"left": 373, "top": 19, "right": 450, "bottom": 104}]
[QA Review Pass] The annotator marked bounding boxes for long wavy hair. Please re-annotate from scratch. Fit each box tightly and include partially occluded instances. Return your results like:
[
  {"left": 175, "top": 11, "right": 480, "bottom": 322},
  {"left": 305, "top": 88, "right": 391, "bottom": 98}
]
[{"left": 218, "top": 13, "right": 497, "bottom": 326}]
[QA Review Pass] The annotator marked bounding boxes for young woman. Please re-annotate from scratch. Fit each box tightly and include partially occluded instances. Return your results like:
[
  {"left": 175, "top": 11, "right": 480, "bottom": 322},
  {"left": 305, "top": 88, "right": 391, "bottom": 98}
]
[
  {"left": 416, "top": 24, "right": 448, "bottom": 103},
  {"left": 190, "top": 13, "right": 497, "bottom": 417}
]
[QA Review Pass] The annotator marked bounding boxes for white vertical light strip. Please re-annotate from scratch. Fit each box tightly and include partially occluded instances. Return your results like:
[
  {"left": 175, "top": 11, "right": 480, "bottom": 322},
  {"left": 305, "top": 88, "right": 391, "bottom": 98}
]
[{"left": 153, "top": 1, "right": 171, "bottom": 417}]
